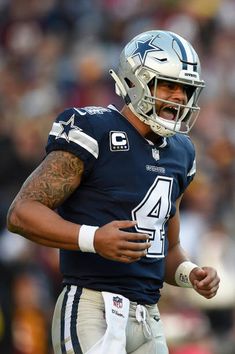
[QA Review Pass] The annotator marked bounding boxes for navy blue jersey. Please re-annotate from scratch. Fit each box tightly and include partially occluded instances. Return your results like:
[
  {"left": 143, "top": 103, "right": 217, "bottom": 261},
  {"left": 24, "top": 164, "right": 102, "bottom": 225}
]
[{"left": 46, "top": 105, "right": 196, "bottom": 304}]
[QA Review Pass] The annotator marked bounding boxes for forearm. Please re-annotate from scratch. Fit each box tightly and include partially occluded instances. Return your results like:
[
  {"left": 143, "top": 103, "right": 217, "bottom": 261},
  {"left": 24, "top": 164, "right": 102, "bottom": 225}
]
[
  {"left": 164, "top": 197, "right": 219, "bottom": 297},
  {"left": 164, "top": 242, "right": 191, "bottom": 285},
  {"left": 7, "top": 200, "right": 151, "bottom": 263},
  {"left": 7, "top": 200, "right": 80, "bottom": 250}
]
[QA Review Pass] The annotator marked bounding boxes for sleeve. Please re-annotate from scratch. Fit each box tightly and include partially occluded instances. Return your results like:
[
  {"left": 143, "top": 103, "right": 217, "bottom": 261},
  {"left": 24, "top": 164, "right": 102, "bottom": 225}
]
[
  {"left": 46, "top": 108, "right": 99, "bottom": 168},
  {"left": 177, "top": 135, "right": 196, "bottom": 196}
]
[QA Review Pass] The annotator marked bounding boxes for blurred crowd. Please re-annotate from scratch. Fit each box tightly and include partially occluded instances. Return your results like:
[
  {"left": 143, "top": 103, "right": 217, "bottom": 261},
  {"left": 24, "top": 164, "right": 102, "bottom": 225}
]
[{"left": 0, "top": 0, "right": 235, "bottom": 353}]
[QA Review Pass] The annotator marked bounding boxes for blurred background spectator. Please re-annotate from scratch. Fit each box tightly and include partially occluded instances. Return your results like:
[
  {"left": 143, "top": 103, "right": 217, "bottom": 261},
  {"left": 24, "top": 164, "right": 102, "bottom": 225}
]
[{"left": 0, "top": 1, "right": 235, "bottom": 353}]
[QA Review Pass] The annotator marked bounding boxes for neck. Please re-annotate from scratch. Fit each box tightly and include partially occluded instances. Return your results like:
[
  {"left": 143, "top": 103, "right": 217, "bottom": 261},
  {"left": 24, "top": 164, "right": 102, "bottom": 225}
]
[
  {"left": 120, "top": 105, "right": 162, "bottom": 144},
  {"left": 120, "top": 105, "right": 151, "bottom": 137}
]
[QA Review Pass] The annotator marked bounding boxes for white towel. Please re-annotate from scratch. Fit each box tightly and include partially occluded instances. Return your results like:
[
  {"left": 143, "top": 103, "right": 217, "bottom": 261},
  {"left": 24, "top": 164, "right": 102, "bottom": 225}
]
[{"left": 86, "top": 291, "right": 130, "bottom": 354}]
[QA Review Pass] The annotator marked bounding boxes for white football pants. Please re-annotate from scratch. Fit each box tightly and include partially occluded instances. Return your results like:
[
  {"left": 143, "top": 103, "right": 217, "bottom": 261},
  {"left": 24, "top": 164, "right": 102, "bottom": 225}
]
[{"left": 51, "top": 286, "right": 169, "bottom": 354}]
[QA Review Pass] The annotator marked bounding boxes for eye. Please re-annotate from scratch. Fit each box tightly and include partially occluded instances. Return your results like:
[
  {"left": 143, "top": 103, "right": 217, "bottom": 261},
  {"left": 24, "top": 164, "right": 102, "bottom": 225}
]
[
  {"left": 158, "top": 80, "right": 177, "bottom": 90},
  {"left": 166, "top": 82, "right": 175, "bottom": 89}
]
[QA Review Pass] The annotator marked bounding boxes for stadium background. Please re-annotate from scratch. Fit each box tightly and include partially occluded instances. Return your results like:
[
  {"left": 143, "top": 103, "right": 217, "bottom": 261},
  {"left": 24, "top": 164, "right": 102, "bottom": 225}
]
[{"left": 0, "top": 0, "right": 235, "bottom": 353}]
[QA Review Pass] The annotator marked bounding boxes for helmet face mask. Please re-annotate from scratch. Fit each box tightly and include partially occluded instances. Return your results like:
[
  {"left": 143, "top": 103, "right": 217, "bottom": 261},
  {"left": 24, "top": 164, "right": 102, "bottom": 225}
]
[{"left": 110, "top": 30, "right": 205, "bottom": 137}]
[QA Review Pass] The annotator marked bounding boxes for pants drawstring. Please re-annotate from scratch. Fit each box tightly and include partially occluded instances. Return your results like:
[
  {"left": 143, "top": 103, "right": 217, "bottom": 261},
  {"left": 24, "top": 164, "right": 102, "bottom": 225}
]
[{"left": 135, "top": 304, "right": 153, "bottom": 340}]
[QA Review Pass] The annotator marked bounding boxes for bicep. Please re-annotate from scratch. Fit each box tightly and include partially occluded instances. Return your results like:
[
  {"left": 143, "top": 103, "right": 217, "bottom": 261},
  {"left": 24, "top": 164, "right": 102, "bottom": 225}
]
[{"left": 15, "top": 150, "right": 84, "bottom": 209}]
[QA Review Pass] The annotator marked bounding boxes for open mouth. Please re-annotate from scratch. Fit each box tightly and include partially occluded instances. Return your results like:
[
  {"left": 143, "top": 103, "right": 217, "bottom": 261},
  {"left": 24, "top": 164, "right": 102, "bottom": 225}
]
[{"left": 159, "top": 105, "right": 178, "bottom": 121}]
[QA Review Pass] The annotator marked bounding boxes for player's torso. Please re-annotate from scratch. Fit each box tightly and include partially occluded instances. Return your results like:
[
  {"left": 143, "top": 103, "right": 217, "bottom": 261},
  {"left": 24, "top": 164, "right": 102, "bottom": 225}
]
[{"left": 47, "top": 105, "right": 195, "bottom": 304}]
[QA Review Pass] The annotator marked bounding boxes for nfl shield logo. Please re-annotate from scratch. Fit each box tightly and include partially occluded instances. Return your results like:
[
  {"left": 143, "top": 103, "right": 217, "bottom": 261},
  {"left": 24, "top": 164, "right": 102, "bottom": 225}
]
[
  {"left": 152, "top": 148, "right": 160, "bottom": 161},
  {"left": 113, "top": 296, "right": 123, "bottom": 308}
]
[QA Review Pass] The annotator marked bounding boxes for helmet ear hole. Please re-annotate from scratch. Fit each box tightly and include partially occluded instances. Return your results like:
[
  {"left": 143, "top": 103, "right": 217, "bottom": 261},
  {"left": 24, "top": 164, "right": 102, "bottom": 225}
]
[{"left": 125, "top": 78, "right": 134, "bottom": 88}]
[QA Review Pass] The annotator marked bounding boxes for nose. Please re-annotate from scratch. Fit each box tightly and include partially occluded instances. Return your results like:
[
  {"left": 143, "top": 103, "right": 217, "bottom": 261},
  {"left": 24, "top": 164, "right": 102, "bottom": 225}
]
[{"left": 170, "top": 85, "right": 187, "bottom": 104}]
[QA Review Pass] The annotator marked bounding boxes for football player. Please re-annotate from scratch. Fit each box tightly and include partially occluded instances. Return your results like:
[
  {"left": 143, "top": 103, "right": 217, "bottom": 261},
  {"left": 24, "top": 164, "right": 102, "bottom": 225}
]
[{"left": 7, "top": 30, "right": 220, "bottom": 354}]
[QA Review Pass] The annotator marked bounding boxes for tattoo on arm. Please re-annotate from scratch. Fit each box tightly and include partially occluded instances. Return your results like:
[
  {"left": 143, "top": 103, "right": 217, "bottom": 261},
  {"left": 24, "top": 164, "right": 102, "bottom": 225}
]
[{"left": 16, "top": 151, "right": 84, "bottom": 209}]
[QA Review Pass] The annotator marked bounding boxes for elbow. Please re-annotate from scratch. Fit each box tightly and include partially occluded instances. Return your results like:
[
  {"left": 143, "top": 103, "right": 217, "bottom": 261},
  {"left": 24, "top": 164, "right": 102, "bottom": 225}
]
[{"left": 6, "top": 203, "right": 20, "bottom": 234}]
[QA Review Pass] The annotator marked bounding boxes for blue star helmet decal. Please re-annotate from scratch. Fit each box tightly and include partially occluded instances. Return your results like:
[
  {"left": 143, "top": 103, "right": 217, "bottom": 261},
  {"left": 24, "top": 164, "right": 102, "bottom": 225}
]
[
  {"left": 130, "top": 37, "right": 163, "bottom": 63},
  {"left": 56, "top": 114, "right": 81, "bottom": 142}
]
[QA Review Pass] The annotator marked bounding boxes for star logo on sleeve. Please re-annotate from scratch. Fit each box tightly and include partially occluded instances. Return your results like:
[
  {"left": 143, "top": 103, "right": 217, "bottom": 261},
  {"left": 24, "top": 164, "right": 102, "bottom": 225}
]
[
  {"left": 56, "top": 114, "right": 81, "bottom": 142},
  {"left": 131, "top": 37, "right": 164, "bottom": 63}
]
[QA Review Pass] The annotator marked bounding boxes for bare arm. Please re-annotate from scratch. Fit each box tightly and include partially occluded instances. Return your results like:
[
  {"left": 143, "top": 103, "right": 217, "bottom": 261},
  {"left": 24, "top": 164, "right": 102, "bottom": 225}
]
[
  {"left": 164, "top": 195, "right": 220, "bottom": 299},
  {"left": 7, "top": 150, "right": 150, "bottom": 262},
  {"left": 164, "top": 195, "right": 189, "bottom": 285},
  {"left": 7, "top": 150, "right": 83, "bottom": 249}
]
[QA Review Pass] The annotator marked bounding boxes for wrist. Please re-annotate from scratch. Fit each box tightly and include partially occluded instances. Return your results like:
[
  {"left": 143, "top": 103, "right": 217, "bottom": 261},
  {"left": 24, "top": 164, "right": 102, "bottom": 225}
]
[
  {"left": 175, "top": 261, "right": 198, "bottom": 288},
  {"left": 78, "top": 225, "right": 99, "bottom": 253}
]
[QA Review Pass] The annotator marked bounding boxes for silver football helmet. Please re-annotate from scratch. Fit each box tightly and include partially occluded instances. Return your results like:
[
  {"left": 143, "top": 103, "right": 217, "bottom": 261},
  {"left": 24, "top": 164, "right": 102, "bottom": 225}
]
[{"left": 110, "top": 30, "right": 205, "bottom": 137}]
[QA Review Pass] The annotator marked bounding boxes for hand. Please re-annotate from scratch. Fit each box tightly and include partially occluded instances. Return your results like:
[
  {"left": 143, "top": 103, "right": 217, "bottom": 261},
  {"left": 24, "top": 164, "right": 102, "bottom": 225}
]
[
  {"left": 189, "top": 266, "right": 220, "bottom": 299},
  {"left": 94, "top": 220, "right": 151, "bottom": 263}
]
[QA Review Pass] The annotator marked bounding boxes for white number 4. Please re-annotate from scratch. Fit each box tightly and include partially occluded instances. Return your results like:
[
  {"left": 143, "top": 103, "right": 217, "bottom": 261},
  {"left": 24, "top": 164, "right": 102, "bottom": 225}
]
[{"left": 132, "top": 176, "right": 173, "bottom": 258}]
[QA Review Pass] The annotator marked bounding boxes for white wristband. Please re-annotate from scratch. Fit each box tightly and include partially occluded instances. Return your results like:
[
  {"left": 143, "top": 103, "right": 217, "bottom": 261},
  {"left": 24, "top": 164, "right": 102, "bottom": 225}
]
[
  {"left": 175, "top": 261, "right": 198, "bottom": 288},
  {"left": 78, "top": 225, "right": 99, "bottom": 253}
]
